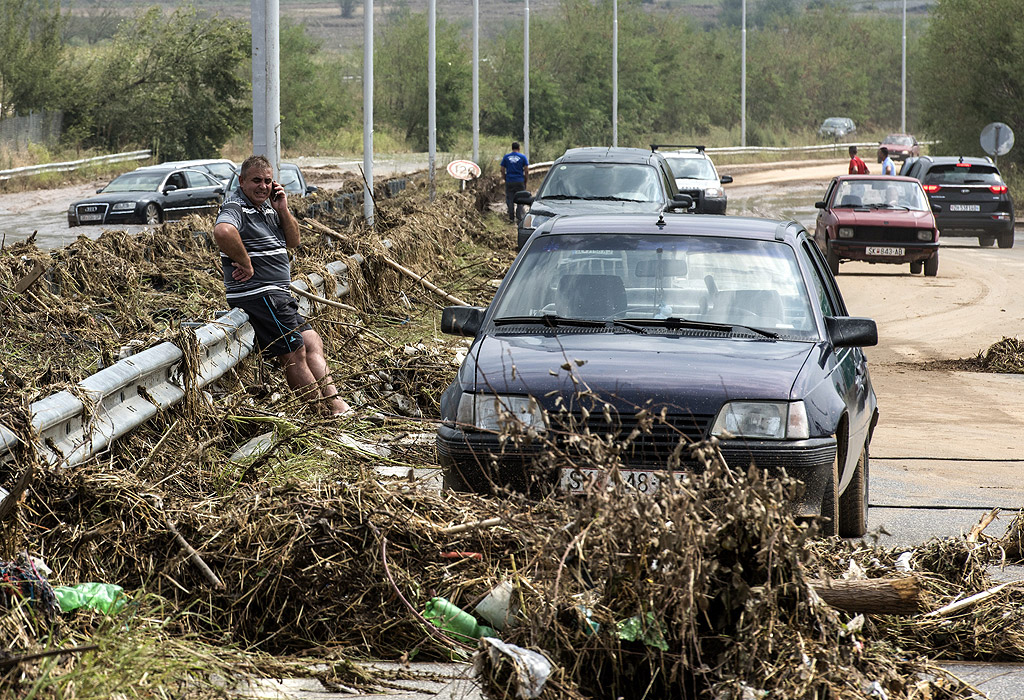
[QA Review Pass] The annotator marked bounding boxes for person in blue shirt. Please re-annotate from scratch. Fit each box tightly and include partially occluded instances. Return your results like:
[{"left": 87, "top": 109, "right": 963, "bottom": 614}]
[
  {"left": 878, "top": 146, "right": 896, "bottom": 176},
  {"left": 500, "top": 142, "right": 529, "bottom": 224}
]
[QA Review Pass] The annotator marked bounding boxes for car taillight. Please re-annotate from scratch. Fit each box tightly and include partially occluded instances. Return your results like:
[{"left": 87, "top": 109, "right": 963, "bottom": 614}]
[
  {"left": 989, "top": 184, "right": 1008, "bottom": 194},
  {"left": 923, "top": 184, "right": 940, "bottom": 193}
]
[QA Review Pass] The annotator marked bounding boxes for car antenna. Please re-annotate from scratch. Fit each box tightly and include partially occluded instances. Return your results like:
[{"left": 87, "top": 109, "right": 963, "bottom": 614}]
[{"left": 656, "top": 212, "right": 666, "bottom": 227}]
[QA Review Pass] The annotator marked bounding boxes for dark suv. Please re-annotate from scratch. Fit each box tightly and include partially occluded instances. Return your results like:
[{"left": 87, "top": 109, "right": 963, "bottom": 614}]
[
  {"left": 901, "top": 155, "right": 1015, "bottom": 248},
  {"left": 513, "top": 147, "right": 692, "bottom": 249}
]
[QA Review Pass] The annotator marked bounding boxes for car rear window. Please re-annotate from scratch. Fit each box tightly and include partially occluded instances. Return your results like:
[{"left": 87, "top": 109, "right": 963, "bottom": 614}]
[
  {"left": 538, "top": 163, "right": 662, "bottom": 203},
  {"left": 922, "top": 164, "right": 1003, "bottom": 186}
]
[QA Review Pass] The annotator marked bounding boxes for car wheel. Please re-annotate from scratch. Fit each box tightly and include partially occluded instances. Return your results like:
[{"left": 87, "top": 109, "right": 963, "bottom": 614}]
[
  {"left": 144, "top": 203, "right": 161, "bottom": 225},
  {"left": 839, "top": 443, "right": 869, "bottom": 538},
  {"left": 924, "top": 253, "right": 939, "bottom": 277},
  {"left": 826, "top": 248, "right": 840, "bottom": 276},
  {"left": 979, "top": 236, "right": 996, "bottom": 247},
  {"left": 998, "top": 232, "right": 1015, "bottom": 249},
  {"left": 909, "top": 261, "right": 923, "bottom": 274},
  {"left": 820, "top": 458, "right": 839, "bottom": 537}
]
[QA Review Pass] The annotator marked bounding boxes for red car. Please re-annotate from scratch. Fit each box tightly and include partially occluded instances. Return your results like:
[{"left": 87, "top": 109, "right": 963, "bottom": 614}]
[
  {"left": 879, "top": 133, "right": 920, "bottom": 161},
  {"left": 813, "top": 175, "right": 940, "bottom": 276}
]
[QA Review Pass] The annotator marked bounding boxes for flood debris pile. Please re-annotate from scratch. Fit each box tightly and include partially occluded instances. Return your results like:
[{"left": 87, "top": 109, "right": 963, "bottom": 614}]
[
  {"left": 975, "top": 336, "right": 1024, "bottom": 373},
  {"left": 3, "top": 174, "right": 1024, "bottom": 698}
]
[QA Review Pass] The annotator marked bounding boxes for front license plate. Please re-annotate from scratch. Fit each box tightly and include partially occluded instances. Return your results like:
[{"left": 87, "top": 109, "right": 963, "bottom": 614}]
[
  {"left": 949, "top": 204, "right": 980, "bottom": 212},
  {"left": 79, "top": 214, "right": 103, "bottom": 222},
  {"left": 560, "top": 467, "right": 662, "bottom": 494},
  {"left": 865, "top": 246, "right": 904, "bottom": 256}
]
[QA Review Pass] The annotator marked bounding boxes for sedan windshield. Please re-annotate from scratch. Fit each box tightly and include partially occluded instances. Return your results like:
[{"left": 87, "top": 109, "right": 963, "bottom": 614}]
[
  {"left": 102, "top": 171, "right": 165, "bottom": 193},
  {"left": 279, "top": 166, "right": 303, "bottom": 194},
  {"left": 537, "top": 163, "right": 662, "bottom": 202},
  {"left": 665, "top": 157, "right": 716, "bottom": 180},
  {"left": 492, "top": 233, "right": 818, "bottom": 338},
  {"left": 832, "top": 179, "right": 930, "bottom": 210},
  {"left": 884, "top": 134, "right": 914, "bottom": 146}
]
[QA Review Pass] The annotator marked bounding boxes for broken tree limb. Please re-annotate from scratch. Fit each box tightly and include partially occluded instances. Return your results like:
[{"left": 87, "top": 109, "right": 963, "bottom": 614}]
[
  {"left": 967, "top": 507, "right": 1000, "bottom": 543},
  {"left": 810, "top": 575, "right": 923, "bottom": 615},
  {"left": 924, "top": 582, "right": 1011, "bottom": 618},
  {"left": 381, "top": 255, "right": 470, "bottom": 307},
  {"left": 441, "top": 517, "right": 504, "bottom": 536},
  {"left": 165, "top": 518, "right": 224, "bottom": 590},
  {"left": 289, "top": 283, "right": 359, "bottom": 313},
  {"left": 302, "top": 218, "right": 352, "bottom": 246},
  {"left": 14, "top": 260, "right": 46, "bottom": 294}
]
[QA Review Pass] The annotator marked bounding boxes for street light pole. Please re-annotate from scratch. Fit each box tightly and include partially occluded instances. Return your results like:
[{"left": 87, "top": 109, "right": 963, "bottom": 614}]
[
  {"left": 901, "top": 0, "right": 907, "bottom": 132},
  {"left": 524, "top": 0, "right": 530, "bottom": 158},
  {"left": 612, "top": 0, "right": 618, "bottom": 147},
  {"left": 362, "top": 0, "right": 374, "bottom": 226},
  {"left": 428, "top": 0, "right": 436, "bottom": 201},
  {"left": 740, "top": 0, "right": 746, "bottom": 148}
]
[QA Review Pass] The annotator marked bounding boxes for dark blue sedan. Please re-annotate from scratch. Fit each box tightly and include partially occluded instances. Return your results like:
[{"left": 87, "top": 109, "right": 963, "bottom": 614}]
[
  {"left": 437, "top": 213, "right": 879, "bottom": 537},
  {"left": 68, "top": 166, "right": 225, "bottom": 227}
]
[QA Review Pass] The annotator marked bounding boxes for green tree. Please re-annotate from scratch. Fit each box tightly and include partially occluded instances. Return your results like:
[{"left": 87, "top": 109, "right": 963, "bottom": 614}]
[
  {"left": 374, "top": 8, "right": 470, "bottom": 150},
  {"left": 279, "top": 20, "right": 359, "bottom": 147},
  {"left": 65, "top": 5, "right": 249, "bottom": 159},
  {"left": 917, "top": 0, "right": 1024, "bottom": 166},
  {"left": 0, "top": 0, "right": 67, "bottom": 117}
]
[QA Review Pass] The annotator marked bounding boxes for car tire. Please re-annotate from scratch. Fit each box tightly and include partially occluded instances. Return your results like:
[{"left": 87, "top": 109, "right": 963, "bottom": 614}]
[
  {"left": 144, "top": 203, "right": 161, "bottom": 225},
  {"left": 979, "top": 236, "right": 996, "bottom": 247},
  {"left": 998, "top": 232, "right": 1015, "bottom": 249},
  {"left": 839, "top": 443, "right": 869, "bottom": 538},
  {"left": 909, "top": 261, "right": 922, "bottom": 274},
  {"left": 924, "top": 253, "right": 939, "bottom": 277},
  {"left": 820, "top": 457, "right": 839, "bottom": 537},
  {"left": 441, "top": 466, "right": 472, "bottom": 493},
  {"left": 826, "top": 248, "right": 840, "bottom": 276}
]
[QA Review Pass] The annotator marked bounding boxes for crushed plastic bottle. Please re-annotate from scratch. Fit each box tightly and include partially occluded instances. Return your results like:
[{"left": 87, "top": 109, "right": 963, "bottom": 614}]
[
  {"left": 423, "top": 596, "right": 495, "bottom": 641},
  {"left": 53, "top": 582, "right": 127, "bottom": 614}
]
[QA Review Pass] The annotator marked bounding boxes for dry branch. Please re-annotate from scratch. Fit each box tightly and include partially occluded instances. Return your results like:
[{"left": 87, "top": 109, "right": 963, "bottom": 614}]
[
  {"left": 381, "top": 255, "right": 470, "bottom": 307},
  {"left": 810, "top": 576, "right": 923, "bottom": 615}
]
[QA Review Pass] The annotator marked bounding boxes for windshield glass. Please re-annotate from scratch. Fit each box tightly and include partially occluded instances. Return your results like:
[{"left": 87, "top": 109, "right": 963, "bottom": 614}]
[
  {"left": 492, "top": 233, "right": 818, "bottom": 338},
  {"left": 884, "top": 134, "right": 913, "bottom": 146},
  {"left": 665, "top": 157, "right": 716, "bottom": 180},
  {"left": 823, "top": 118, "right": 845, "bottom": 127},
  {"left": 832, "top": 179, "right": 930, "bottom": 210},
  {"left": 923, "top": 164, "right": 1003, "bottom": 186},
  {"left": 537, "top": 163, "right": 662, "bottom": 202},
  {"left": 279, "top": 166, "right": 303, "bottom": 194},
  {"left": 102, "top": 171, "right": 165, "bottom": 193}
]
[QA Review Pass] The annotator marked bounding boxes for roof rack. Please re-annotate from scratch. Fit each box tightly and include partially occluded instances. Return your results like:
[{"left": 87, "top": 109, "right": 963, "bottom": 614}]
[{"left": 650, "top": 144, "right": 706, "bottom": 153}]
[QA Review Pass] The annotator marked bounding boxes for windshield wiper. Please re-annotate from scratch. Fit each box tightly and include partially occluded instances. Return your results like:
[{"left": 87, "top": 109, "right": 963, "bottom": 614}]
[
  {"left": 872, "top": 203, "right": 910, "bottom": 210},
  {"left": 492, "top": 314, "right": 606, "bottom": 328},
  {"left": 539, "top": 194, "right": 576, "bottom": 200},
  {"left": 624, "top": 316, "right": 779, "bottom": 338}
]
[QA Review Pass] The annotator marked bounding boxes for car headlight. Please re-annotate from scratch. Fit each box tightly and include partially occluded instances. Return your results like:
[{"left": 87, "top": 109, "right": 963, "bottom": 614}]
[
  {"left": 67, "top": 204, "right": 76, "bottom": 216},
  {"left": 111, "top": 202, "right": 136, "bottom": 211},
  {"left": 838, "top": 227, "right": 854, "bottom": 238},
  {"left": 704, "top": 187, "right": 724, "bottom": 198},
  {"left": 521, "top": 213, "right": 549, "bottom": 231},
  {"left": 917, "top": 229, "right": 934, "bottom": 241},
  {"left": 711, "top": 401, "right": 809, "bottom": 440},
  {"left": 457, "top": 393, "right": 547, "bottom": 432}
]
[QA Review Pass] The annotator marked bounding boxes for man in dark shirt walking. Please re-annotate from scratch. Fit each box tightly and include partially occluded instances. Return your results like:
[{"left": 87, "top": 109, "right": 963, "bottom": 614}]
[
  {"left": 213, "top": 155, "right": 350, "bottom": 416},
  {"left": 500, "top": 142, "right": 529, "bottom": 224}
]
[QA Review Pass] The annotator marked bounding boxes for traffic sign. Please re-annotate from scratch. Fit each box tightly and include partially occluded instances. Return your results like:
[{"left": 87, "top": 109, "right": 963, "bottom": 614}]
[
  {"left": 980, "top": 122, "right": 1014, "bottom": 157},
  {"left": 446, "top": 160, "right": 481, "bottom": 180}
]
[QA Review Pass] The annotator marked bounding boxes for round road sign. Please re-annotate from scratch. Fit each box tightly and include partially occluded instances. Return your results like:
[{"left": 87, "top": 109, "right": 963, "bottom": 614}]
[
  {"left": 980, "top": 122, "right": 1014, "bottom": 157},
  {"left": 446, "top": 160, "right": 481, "bottom": 180}
]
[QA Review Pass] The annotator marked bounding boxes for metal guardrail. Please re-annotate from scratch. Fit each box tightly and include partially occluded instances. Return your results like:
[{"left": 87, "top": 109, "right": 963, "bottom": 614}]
[
  {"left": 0, "top": 149, "right": 152, "bottom": 181},
  {"left": 0, "top": 258, "right": 355, "bottom": 470}
]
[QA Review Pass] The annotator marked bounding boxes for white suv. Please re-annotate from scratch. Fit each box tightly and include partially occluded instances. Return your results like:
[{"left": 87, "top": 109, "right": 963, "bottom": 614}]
[{"left": 657, "top": 145, "right": 732, "bottom": 215}]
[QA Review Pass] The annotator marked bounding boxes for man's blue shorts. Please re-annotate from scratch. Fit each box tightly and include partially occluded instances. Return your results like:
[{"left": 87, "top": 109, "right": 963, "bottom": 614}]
[{"left": 230, "top": 291, "right": 311, "bottom": 359}]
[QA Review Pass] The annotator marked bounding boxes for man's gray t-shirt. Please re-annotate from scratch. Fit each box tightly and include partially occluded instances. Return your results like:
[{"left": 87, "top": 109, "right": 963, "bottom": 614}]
[{"left": 215, "top": 189, "right": 291, "bottom": 301}]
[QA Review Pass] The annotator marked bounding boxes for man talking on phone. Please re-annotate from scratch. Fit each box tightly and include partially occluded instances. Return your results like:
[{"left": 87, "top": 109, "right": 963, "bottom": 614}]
[{"left": 213, "top": 154, "right": 351, "bottom": 416}]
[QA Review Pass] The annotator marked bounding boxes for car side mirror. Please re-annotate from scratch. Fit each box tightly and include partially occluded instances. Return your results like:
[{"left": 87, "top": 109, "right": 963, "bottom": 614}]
[
  {"left": 826, "top": 316, "right": 878, "bottom": 348},
  {"left": 306, "top": 185, "right": 319, "bottom": 194},
  {"left": 513, "top": 191, "right": 534, "bottom": 205},
  {"left": 441, "top": 306, "right": 486, "bottom": 337},
  {"left": 215, "top": 187, "right": 224, "bottom": 195},
  {"left": 720, "top": 175, "right": 733, "bottom": 185},
  {"left": 814, "top": 201, "right": 827, "bottom": 209},
  {"left": 667, "top": 193, "right": 693, "bottom": 211},
  {"left": 163, "top": 185, "right": 178, "bottom": 193}
]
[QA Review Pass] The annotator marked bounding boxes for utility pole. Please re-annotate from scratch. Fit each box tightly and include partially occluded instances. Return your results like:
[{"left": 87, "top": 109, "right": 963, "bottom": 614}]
[
  {"left": 363, "top": 0, "right": 374, "bottom": 226},
  {"left": 472, "top": 0, "right": 480, "bottom": 165},
  {"left": 901, "top": 0, "right": 907, "bottom": 132},
  {"left": 428, "top": 0, "right": 436, "bottom": 201},
  {"left": 740, "top": 0, "right": 746, "bottom": 148},
  {"left": 612, "top": 0, "right": 618, "bottom": 147},
  {"left": 251, "top": 0, "right": 281, "bottom": 175},
  {"left": 523, "top": 0, "right": 530, "bottom": 159}
]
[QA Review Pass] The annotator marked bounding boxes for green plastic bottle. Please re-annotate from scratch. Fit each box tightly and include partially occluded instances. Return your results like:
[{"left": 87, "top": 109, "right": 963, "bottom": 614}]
[
  {"left": 53, "top": 582, "right": 127, "bottom": 614},
  {"left": 423, "top": 597, "right": 496, "bottom": 641}
]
